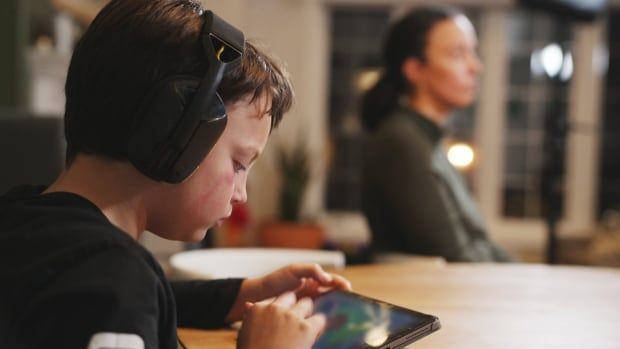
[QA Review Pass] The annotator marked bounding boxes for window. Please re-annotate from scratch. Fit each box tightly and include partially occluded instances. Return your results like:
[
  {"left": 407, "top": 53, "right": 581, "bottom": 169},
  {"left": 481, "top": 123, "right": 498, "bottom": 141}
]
[
  {"left": 326, "top": 7, "right": 390, "bottom": 211},
  {"left": 503, "top": 10, "right": 573, "bottom": 218}
]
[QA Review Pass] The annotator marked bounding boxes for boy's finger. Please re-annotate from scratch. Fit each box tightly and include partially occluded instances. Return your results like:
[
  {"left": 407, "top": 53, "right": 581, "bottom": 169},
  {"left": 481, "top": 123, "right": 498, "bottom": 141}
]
[
  {"left": 289, "top": 264, "right": 332, "bottom": 284},
  {"left": 306, "top": 313, "right": 327, "bottom": 337},
  {"left": 296, "top": 278, "right": 319, "bottom": 291},
  {"left": 329, "top": 274, "right": 353, "bottom": 291},
  {"left": 290, "top": 297, "right": 314, "bottom": 318},
  {"left": 272, "top": 291, "right": 296, "bottom": 308}
]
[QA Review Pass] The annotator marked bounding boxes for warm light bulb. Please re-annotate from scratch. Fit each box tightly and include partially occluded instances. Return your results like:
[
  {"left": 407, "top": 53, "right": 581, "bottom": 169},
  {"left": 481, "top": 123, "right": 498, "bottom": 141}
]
[{"left": 447, "top": 143, "right": 475, "bottom": 169}]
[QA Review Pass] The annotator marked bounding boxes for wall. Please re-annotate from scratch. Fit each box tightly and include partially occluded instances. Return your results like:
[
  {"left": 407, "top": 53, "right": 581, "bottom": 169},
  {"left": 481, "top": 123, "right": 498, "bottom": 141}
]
[
  {"left": 202, "top": 0, "right": 331, "bottom": 227},
  {"left": 0, "top": 0, "right": 28, "bottom": 108}
]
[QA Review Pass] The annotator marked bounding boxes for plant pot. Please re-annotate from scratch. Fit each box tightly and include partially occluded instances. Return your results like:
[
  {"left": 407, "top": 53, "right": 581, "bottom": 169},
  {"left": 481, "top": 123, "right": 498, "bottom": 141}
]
[{"left": 259, "top": 222, "right": 325, "bottom": 249}]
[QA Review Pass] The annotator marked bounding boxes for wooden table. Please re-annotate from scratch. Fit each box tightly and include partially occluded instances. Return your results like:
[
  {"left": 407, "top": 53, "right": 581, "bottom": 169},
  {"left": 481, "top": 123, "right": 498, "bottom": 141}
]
[{"left": 178, "top": 262, "right": 620, "bottom": 348}]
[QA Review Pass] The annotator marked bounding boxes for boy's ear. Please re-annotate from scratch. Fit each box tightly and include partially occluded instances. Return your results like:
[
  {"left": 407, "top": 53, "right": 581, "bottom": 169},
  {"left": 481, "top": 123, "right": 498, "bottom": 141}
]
[{"left": 401, "top": 57, "right": 425, "bottom": 87}]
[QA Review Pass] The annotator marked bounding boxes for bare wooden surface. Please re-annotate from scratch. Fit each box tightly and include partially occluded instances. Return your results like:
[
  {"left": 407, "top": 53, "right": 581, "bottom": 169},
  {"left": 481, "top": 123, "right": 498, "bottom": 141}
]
[{"left": 179, "top": 262, "right": 620, "bottom": 348}]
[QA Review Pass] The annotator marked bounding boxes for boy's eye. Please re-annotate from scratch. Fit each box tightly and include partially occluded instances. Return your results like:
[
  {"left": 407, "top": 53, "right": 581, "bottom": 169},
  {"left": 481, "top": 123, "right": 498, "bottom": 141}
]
[{"left": 233, "top": 161, "right": 247, "bottom": 173}]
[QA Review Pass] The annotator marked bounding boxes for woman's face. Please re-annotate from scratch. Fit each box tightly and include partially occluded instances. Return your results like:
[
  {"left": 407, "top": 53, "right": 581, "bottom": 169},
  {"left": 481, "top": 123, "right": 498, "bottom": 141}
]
[{"left": 408, "top": 15, "right": 483, "bottom": 110}]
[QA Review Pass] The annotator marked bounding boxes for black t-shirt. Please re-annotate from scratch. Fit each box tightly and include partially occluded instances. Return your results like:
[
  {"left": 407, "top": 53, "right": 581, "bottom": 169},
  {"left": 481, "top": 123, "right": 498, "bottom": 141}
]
[{"left": 0, "top": 186, "right": 243, "bottom": 349}]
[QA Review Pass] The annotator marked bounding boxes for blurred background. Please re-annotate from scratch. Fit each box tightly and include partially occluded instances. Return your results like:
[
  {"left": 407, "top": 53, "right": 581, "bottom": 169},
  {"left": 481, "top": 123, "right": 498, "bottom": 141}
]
[{"left": 1, "top": 0, "right": 619, "bottom": 267}]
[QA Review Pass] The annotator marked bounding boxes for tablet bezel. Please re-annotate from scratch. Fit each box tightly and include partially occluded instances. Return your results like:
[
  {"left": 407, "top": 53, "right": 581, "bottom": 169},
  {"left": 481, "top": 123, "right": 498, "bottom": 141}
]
[{"left": 313, "top": 290, "right": 441, "bottom": 349}]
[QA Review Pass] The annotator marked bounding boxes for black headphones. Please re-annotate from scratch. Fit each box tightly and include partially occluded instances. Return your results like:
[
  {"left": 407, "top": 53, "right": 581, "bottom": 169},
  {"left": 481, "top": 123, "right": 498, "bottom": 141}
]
[{"left": 127, "top": 11, "right": 245, "bottom": 183}]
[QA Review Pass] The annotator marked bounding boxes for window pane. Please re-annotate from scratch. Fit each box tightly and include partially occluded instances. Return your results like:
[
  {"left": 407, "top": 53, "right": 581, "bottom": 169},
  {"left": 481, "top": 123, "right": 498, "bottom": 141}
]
[
  {"left": 326, "top": 7, "right": 390, "bottom": 211},
  {"left": 503, "top": 9, "right": 572, "bottom": 219}
]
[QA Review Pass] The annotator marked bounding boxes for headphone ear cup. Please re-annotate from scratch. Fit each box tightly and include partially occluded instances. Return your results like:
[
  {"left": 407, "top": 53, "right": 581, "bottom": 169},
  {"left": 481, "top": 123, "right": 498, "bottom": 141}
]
[
  {"left": 127, "top": 77, "right": 201, "bottom": 181},
  {"left": 170, "top": 93, "right": 227, "bottom": 182}
]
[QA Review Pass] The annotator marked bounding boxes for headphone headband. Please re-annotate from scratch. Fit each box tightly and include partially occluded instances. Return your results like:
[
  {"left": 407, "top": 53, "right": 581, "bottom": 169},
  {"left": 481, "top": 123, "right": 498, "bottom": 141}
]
[
  {"left": 127, "top": 10, "right": 246, "bottom": 183},
  {"left": 166, "top": 11, "right": 245, "bottom": 160}
]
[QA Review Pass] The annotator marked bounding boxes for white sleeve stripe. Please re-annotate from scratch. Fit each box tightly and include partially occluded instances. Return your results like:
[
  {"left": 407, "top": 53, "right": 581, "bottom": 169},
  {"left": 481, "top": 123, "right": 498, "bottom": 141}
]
[{"left": 87, "top": 332, "right": 145, "bottom": 349}]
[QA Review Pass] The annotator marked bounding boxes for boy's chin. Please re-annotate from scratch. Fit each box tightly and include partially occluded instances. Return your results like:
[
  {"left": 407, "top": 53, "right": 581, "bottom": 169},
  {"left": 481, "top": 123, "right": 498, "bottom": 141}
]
[
  {"left": 185, "top": 227, "right": 211, "bottom": 243},
  {"left": 181, "top": 220, "right": 223, "bottom": 242}
]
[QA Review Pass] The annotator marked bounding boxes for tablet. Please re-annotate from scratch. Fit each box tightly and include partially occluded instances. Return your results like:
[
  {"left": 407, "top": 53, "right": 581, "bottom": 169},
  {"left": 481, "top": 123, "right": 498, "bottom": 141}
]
[{"left": 312, "top": 290, "right": 440, "bottom": 349}]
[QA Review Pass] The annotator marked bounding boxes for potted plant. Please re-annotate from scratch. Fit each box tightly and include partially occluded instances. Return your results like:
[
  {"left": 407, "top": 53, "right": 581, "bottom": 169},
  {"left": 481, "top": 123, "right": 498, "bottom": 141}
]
[{"left": 259, "top": 138, "right": 324, "bottom": 249}]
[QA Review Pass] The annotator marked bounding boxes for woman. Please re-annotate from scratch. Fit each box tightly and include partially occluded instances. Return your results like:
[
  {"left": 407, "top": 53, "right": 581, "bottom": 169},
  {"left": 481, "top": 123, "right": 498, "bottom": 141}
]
[{"left": 361, "top": 5, "right": 512, "bottom": 262}]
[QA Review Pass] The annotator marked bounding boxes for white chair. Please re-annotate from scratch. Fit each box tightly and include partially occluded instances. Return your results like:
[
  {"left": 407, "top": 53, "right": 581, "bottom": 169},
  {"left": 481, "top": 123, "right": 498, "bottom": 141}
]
[{"left": 169, "top": 248, "right": 346, "bottom": 280}]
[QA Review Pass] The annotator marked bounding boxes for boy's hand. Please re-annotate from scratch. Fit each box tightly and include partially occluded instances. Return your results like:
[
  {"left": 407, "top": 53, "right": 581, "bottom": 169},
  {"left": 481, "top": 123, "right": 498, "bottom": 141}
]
[
  {"left": 260, "top": 263, "right": 352, "bottom": 300},
  {"left": 237, "top": 292, "right": 326, "bottom": 349},
  {"left": 225, "top": 263, "right": 351, "bottom": 323}
]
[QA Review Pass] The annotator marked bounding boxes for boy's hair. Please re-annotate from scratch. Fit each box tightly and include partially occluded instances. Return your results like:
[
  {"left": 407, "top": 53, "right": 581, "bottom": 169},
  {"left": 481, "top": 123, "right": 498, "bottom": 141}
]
[{"left": 64, "top": 0, "right": 293, "bottom": 166}]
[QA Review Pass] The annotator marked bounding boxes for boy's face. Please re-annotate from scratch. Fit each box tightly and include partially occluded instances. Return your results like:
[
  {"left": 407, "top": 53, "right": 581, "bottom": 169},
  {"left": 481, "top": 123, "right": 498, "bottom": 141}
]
[{"left": 146, "top": 93, "right": 272, "bottom": 241}]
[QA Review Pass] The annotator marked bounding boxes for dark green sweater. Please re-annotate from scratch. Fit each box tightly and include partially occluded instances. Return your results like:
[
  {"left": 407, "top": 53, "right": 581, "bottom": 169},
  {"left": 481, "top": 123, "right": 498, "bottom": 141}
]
[{"left": 362, "top": 106, "right": 512, "bottom": 262}]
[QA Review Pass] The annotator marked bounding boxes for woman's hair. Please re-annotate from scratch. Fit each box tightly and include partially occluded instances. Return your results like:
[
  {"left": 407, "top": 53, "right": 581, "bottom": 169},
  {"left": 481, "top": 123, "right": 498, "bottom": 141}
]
[
  {"left": 64, "top": 0, "right": 293, "bottom": 165},
  {"left": 360, "top": 5, "right": 461, "bottom": 131}
]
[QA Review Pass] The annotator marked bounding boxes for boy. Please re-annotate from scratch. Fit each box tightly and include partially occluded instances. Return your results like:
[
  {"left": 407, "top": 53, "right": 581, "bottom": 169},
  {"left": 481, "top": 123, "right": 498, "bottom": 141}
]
[{"left": 0, "top": 1, "right": 350, "bottom": 348}]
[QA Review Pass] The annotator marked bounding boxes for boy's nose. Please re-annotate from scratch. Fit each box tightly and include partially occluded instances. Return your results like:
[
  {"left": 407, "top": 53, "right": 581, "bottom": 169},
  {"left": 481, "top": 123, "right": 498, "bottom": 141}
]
[{"left": 232, "top": 185, "right": 247, "bottom": 204}]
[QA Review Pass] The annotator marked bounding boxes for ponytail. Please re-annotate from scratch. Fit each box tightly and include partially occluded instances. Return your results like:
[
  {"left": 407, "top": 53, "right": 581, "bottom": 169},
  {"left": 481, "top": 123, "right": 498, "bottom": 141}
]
[{"left": 360, "top": 72, "right": 404, "bottom": 131}]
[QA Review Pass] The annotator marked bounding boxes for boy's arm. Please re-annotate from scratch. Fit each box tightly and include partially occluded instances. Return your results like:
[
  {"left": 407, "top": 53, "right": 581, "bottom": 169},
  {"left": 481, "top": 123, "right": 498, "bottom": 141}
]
[{"left": 170, "top": 278, "right": 244, "bottom": 328}]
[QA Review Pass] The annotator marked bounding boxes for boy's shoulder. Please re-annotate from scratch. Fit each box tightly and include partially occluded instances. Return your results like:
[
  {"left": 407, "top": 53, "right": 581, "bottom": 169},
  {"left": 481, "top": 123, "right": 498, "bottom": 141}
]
[
  {"left": 1, "top": 185, "right": 138, "bottom": 246},
  {"left": 0, "top": 186, "right": 175, "bottom": 348},
  {"left": 0, "top": 185, "right": 166, "bottom": 299}
]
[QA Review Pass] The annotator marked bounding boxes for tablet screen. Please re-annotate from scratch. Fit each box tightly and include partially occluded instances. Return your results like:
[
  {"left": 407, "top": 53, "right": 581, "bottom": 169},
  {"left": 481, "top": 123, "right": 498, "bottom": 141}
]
[{"left": 312, "top": 290, "right": 435, "bottom": 349}]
